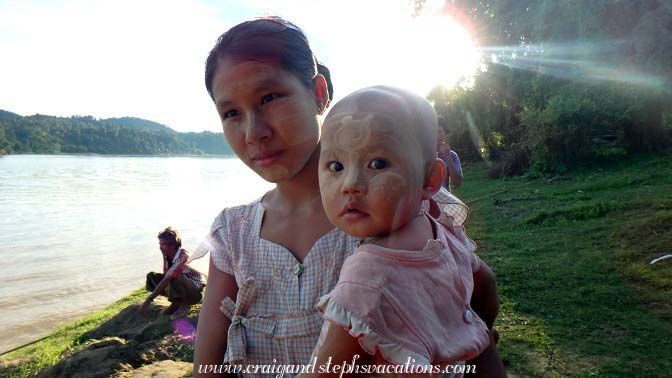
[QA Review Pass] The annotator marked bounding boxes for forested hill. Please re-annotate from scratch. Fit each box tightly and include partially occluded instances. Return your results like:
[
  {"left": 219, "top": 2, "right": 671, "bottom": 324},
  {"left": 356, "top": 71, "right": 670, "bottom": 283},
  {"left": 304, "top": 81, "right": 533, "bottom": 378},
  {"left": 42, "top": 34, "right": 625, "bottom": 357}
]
[{"left": 0, "top": 110, "right": 233, "bottom": 155}]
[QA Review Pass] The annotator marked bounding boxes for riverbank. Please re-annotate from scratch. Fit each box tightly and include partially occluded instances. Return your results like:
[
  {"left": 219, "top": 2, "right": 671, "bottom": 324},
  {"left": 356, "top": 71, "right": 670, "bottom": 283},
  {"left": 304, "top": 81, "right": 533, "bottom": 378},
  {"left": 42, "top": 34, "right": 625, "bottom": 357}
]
[
  {"left": 2, "top": 153, "right": 671, "bottom": 377},
  {"left": 0, "top": 288, "right": 197, "bottom": 377}
]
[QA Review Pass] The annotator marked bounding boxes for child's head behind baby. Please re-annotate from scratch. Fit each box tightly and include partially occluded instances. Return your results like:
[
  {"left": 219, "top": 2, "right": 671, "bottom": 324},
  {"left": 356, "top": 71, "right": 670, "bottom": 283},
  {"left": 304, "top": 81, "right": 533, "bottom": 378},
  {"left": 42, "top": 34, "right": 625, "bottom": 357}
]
[{"left": 319, "top": 86, "right": 446, "bottom": 239}]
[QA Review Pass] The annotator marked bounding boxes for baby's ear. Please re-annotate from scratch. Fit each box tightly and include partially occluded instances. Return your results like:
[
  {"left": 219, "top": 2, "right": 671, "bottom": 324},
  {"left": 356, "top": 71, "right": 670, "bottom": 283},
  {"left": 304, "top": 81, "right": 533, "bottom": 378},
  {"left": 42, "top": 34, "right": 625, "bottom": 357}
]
[{"left": 422, "top": 159, "right": 446, "bottom": 200}]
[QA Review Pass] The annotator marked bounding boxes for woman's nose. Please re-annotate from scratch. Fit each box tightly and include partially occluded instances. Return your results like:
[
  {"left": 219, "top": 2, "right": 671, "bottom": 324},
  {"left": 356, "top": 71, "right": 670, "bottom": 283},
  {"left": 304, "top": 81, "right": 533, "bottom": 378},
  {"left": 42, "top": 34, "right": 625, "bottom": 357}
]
[{"left": 244, "top": 112, "right": 272, "bottom": 144}]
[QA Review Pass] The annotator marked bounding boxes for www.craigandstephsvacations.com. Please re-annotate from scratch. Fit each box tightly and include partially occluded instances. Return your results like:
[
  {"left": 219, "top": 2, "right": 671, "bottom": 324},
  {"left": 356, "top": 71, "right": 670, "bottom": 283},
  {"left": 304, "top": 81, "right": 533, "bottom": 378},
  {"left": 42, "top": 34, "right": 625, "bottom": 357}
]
[{"left": 197, "top": 356, "right": 476, "bottom": 376}]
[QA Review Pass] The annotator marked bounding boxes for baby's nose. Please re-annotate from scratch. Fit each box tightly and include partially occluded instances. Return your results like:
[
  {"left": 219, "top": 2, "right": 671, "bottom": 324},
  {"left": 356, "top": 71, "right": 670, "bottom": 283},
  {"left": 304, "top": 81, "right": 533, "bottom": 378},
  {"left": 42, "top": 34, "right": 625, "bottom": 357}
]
[{"left": 342, "top": 169, "right": 366, "bottom": 195}]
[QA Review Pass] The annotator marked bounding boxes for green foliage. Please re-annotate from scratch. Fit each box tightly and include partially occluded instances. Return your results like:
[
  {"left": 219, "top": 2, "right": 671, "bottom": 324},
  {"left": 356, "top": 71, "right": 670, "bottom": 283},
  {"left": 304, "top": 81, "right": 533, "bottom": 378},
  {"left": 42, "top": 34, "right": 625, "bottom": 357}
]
[
  {"left": 521, "top": 86, "right": 595, "bottom": 174},
  {"left": 428, "top": 0, "right": 672, "bottom": 176},
  {"left": 0, "top": 111, "right": 233, "bottom": 156}
]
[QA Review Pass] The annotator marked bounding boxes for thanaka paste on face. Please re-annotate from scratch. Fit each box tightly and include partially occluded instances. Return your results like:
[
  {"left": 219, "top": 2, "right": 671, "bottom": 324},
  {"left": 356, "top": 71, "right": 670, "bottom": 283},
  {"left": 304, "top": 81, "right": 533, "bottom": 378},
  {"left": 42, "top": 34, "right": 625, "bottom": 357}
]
[
  {"left": 332, "top": 114, "right": 374, "bottom": 151},
  {"left": 320, "top": 106, "right": 428, "bottom": 237},
  {"left": 369, "top": 172, "right": 410, "bottom": 230},
  {"left": 213, "top": 59, "right": 321, "bottom": 184}
]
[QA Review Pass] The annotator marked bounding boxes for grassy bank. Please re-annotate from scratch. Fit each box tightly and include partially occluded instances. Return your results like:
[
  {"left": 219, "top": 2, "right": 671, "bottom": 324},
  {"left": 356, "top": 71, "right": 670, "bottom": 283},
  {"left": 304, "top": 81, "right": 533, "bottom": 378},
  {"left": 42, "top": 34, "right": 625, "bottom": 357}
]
[
  {"left": 2, "top": 153, "right": 671, "bottom": 377},
  {"left": 0, "top": 289, "right": 196, "bottom": 377},
  {"left": 0, "top": 289, "right": 143, "bottom": 375},
  {"left": 454, "top": 153, "right": 672, "bottom": 377}
]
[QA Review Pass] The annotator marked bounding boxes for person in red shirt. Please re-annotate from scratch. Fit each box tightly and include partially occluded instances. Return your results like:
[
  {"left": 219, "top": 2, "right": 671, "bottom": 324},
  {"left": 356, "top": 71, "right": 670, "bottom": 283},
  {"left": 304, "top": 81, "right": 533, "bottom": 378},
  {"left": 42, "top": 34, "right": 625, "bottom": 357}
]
[{"left": 138, "top": 227, "right": 206, "bottom": 319}]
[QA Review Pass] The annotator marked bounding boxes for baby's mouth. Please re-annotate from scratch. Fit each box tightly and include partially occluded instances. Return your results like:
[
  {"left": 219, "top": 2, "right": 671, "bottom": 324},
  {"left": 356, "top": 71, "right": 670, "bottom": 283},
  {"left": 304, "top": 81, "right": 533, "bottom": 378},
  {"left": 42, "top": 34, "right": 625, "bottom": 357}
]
[{"left": 340, "top": 206, "right": 368, "bottom": 221}]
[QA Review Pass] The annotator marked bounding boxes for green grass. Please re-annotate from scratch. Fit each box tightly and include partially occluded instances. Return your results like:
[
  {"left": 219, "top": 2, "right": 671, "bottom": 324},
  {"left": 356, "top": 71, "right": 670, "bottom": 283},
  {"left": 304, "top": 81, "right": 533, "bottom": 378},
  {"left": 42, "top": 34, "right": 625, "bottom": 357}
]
[
  {"left": 3, "top": 153, "right": 671, "bottom": 377},
  {"left": 0, "top": 289, "right": 148, "bottom": 377},
  {"left": 454, "top": 153, "right": 672, "bottom": 377}
]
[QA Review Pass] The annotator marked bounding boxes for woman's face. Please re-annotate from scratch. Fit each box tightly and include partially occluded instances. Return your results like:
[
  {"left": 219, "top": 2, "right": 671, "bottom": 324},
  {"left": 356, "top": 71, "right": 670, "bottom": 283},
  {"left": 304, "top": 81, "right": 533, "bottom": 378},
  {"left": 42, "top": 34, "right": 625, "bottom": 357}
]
[{"left": 210, "top": 58, "right": 324, "bottom": 183}]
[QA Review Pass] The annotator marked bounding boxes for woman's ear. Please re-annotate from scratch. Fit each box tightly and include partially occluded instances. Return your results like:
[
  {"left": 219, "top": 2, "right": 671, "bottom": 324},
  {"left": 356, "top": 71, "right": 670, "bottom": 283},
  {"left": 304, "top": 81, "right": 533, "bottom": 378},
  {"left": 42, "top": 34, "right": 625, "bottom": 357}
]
[
  {"left": 313, "top": 74, "right": 329, "bottom": 115},
  {"left": 422, "top": 159, "right": 446, "bottom": 200}
]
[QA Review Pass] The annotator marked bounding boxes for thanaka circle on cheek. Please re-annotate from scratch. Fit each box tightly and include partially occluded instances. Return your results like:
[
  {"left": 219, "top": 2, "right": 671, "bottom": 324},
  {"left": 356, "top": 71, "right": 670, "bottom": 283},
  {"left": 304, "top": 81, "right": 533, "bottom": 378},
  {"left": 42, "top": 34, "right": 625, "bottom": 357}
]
[{"left": 369, "top": 172, "right": 407, "bottom": 203}]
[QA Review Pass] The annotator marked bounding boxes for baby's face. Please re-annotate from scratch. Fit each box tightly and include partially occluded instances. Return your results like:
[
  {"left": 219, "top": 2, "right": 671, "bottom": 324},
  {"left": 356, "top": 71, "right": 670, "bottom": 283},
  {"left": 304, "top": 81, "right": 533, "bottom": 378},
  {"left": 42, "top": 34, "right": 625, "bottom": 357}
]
[{"left": 319, "top": 109, "right": 426, "bottom": 239}]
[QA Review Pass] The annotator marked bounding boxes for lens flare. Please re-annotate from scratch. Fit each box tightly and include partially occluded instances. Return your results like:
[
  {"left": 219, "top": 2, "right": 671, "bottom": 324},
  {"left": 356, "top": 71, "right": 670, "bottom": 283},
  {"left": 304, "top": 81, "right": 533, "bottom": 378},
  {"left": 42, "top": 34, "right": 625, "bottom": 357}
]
[
  {"left": 480, "top": 41, "right": 668, "bottom": 91},
  {"left": 172, "top": 318, "right": 196, "bottom": 343}
]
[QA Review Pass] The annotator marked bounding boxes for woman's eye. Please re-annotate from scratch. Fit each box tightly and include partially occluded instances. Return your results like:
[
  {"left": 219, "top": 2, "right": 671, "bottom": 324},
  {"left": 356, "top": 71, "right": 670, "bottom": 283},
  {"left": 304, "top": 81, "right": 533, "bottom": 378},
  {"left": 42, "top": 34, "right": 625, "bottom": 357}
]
[
  {"left": 260, "top": 93, "right": 280, "bottom": 105},
  {"left": 368, "top": 158, "right": 388, "bottom": 170},
  {"left": 221, "top": 109, "right": 239, "bottom": 120},
  {"left": 327, "top": 161, "right": 344, "bottom": 172}
]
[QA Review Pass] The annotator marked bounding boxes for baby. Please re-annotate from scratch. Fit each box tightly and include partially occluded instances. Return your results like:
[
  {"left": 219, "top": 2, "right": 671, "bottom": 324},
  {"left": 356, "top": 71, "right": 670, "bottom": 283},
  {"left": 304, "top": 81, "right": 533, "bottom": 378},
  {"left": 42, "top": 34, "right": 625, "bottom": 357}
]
[{"left": 310, "top": 86, "right": 490, "bottom": 376}]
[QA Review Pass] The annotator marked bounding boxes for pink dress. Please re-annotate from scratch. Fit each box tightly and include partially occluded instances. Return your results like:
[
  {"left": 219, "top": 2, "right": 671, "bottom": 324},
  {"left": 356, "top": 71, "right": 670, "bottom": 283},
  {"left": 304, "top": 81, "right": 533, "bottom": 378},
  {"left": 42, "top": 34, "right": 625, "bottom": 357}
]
[
  {"left": 195, "top": 188, "right": 479, "bottom": 376},
  {"left": 315, "top": 214, "right": 490, "bottom": 374}
]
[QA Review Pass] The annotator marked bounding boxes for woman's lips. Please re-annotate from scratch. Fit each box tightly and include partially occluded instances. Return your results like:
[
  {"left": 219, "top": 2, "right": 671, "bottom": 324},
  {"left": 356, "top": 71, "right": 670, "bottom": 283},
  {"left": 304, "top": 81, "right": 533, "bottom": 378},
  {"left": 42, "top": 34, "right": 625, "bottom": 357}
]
[{"left": 252, "top": 151, "right": 282, "bottom": 167}]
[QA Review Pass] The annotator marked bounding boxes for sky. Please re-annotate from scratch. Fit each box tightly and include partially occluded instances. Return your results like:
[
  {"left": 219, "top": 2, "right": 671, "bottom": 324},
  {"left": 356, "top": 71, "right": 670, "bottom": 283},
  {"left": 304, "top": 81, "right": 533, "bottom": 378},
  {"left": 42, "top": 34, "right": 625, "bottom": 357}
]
[{"left": 0, "top": 0, "right": 480, "bottom": 133}]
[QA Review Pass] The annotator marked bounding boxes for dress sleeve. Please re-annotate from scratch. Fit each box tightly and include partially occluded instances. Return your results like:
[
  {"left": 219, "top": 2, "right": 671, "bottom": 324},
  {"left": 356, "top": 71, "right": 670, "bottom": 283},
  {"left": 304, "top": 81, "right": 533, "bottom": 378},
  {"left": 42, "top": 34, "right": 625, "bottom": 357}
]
[
  {"left": 468, "top": 250, "right": 482, "bottom": 273},
  {"left": 196, "top": 211, "right": 235, "bottom": 275},
  {"left": 316, "top": 262, "right": 431, "bottom": 366},
  {"left": 317, "top": 284, "right": 430, "bottom": 365}
]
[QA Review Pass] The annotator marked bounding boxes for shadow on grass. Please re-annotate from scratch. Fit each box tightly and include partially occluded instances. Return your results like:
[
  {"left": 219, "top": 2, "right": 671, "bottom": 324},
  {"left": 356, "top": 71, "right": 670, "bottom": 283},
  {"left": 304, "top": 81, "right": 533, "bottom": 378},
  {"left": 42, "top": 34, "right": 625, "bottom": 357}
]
[{"left": 36, "top": 299, "right": 197, "bottom": 377}]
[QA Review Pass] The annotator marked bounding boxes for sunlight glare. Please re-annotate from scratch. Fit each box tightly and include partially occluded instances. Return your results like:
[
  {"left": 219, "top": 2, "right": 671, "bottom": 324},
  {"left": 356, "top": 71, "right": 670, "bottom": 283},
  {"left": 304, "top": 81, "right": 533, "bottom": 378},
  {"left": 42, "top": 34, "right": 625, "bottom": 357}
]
[
  {"left": 395, "top": 12, "right": 480, "bottom": 95},
  {"left": 482, "top": 41, "right": 668, "bottom": 91},
  {"left": 344, "top": 4, "right": 481, "bottom": 99}
]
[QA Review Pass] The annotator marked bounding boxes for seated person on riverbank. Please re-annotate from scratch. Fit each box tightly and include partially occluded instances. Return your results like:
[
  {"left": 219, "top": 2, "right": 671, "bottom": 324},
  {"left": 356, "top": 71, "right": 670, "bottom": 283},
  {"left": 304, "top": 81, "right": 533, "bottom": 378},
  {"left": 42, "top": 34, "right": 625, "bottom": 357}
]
[{"left": 138, "top": 227, "right": 206, "bottom": 319}]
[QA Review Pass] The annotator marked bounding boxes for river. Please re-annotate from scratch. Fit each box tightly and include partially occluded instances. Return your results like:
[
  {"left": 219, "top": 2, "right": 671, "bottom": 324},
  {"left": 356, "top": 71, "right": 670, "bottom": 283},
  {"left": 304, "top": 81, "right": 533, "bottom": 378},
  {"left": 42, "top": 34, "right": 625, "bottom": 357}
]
[{"left": 0, "top": 154, "right": 273, "bottom": 354}]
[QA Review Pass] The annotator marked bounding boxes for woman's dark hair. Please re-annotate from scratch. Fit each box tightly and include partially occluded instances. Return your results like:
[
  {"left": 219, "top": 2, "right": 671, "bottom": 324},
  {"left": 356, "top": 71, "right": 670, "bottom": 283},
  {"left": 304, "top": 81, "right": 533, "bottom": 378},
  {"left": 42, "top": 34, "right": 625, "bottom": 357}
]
[{"left": 205, "top": 17, "right": 333, "bottom": 105}]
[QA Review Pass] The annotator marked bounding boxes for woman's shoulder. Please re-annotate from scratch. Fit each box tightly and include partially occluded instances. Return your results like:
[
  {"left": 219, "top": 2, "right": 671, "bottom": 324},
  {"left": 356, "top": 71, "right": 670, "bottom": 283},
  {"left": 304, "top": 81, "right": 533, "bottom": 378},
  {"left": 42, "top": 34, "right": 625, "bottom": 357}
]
[{"left": 212, "top": 197, "right": 262, "bottom": 228}]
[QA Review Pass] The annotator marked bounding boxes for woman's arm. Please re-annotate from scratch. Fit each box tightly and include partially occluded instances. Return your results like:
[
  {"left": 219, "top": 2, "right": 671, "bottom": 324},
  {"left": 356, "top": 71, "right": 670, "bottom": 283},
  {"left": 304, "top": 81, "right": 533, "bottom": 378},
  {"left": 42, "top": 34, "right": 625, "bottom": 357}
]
[
  {"left": 471, "top": 262, "right": 499, "bottom": 330},
  {"left": 193, "top": 258, "right": 239, "bottom": 377},
  {"left": 467, "top": 261, "right": 506, "bottom": 377}
]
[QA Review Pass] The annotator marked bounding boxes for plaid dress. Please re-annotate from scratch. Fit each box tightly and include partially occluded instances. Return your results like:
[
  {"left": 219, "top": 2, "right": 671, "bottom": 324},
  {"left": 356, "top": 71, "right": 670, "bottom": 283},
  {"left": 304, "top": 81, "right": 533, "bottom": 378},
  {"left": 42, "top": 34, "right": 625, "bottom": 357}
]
[
  {"left": 202, "top": 188, "right": 472, "bottom": 376},
  {"left": 204, "top": 198, "right": 357, "bottom": 374}
]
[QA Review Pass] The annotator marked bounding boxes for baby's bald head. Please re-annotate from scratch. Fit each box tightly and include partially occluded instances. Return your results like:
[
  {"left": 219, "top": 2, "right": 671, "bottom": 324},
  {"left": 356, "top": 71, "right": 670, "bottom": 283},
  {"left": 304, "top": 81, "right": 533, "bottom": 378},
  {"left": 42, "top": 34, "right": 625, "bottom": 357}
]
[
  {"left": 319, "top": 86, "right": 446, "bottom": 237},
  {"left": 323, "top": 86, "right": 438, "bottom": 169}
]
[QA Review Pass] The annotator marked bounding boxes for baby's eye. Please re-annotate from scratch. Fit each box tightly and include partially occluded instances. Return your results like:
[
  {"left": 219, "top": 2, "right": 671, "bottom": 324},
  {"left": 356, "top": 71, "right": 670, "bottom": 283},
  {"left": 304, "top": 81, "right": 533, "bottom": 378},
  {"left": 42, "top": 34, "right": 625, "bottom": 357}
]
[
  {"left": 260, "top": 93, "right": 280, "bottom": 105},
  {"left": 327, "top": 161, "right": 344, "bottom": 172},
  {"left": 368, "top": 158, "right": 388, "bottom": 170},
  {"left": 221, "top": 109, "right": 239, "bottom": 120}
]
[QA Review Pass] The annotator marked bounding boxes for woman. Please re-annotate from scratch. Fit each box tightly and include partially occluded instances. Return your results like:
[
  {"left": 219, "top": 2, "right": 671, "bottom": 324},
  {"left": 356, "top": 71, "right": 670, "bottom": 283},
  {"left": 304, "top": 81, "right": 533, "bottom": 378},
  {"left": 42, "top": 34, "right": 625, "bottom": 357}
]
[{"left": 194, "top": 17, "right": 503, "bottom": 377}]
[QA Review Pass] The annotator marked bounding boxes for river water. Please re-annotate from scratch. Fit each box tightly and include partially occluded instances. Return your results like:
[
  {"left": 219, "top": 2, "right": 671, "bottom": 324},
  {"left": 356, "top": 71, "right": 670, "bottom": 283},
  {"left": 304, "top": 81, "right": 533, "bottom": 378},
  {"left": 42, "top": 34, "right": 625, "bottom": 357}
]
[{"left": 0, "top": 154, "right": 273, "bottom": 354}]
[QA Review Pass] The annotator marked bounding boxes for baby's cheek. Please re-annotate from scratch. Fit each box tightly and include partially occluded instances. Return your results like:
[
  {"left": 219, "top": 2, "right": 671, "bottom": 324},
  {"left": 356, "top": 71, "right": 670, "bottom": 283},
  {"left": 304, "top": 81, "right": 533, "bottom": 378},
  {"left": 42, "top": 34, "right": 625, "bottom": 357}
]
[{"left": 369, "top": 173, "right": 408, "bottom": 209}]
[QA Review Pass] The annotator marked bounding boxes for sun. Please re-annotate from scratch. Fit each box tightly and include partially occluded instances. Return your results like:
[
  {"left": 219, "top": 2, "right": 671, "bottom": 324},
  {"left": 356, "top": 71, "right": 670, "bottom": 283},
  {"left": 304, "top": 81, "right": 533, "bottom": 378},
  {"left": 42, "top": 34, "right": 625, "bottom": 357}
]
[{"left": 391, "top": 12, "right": 480, "bottom": 96}]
